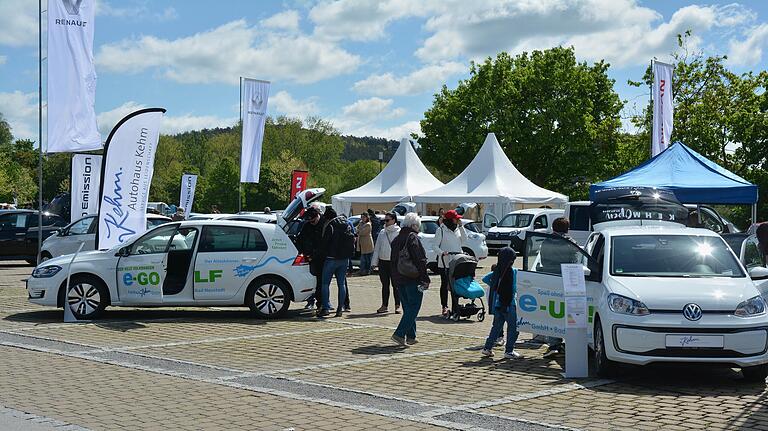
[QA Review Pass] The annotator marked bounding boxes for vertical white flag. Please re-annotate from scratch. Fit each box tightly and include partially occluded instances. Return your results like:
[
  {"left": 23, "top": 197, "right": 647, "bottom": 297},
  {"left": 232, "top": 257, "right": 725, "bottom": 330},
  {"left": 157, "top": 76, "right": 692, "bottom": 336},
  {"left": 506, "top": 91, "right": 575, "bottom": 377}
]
[
  {"left": 47, "top": 0, "right": 102, "bottom": 153},
  {"left": 652, "top": 61, "right": 674, "bottom": 157},
  {"left": 70, "top": 154, "right": 102, "bottom": 223},
  {"left": 179, "top": 174, "right": 197, "bottom": 219},
  {"left": 97, "top": 108, "right": 165, "bottom": 249},
  {"left": 240, "top": 78, "right": 270, "bottom": 183}
]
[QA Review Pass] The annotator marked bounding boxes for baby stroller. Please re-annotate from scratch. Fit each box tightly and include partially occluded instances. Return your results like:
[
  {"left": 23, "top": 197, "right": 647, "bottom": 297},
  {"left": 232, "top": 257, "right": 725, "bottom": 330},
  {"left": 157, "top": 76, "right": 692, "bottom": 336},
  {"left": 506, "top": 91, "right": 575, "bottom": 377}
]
[{"left": 444, "top": 253, "right": 486, "bottom": 322}]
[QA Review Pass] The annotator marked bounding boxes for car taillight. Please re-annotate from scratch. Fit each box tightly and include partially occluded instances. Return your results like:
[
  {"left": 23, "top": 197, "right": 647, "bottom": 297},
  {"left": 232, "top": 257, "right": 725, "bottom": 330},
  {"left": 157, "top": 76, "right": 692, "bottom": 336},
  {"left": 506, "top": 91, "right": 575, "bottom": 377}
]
[{"left": 292, "top": 254, "right": 308, "bottom": 266}]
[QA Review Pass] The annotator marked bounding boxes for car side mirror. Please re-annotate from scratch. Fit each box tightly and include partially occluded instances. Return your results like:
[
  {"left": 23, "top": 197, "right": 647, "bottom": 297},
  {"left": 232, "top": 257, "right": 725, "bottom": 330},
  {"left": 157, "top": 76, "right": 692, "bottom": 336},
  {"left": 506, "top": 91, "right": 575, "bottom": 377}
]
[
  {"left": 116, "top": 246, "right": 130, "bottom": 257},
  {"left": 748, "top": 266, "right": 768, "bottom": 281}
]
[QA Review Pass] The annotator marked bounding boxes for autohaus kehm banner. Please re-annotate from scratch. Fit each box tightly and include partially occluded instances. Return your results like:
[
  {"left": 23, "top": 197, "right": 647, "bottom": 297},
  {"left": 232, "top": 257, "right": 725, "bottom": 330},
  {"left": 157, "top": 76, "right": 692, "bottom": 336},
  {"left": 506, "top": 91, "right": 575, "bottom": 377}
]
[
  {"left": 179, "top": 174, "right": 197, "bottom": 219},
  {"left": 47, "top": 0, "right": 102, "bottom": 153},
  {"left": 240, "top": 78, "right": 270, "bottom": 183},
  {"left": 97, "top": 108, "right": 166, "bottom": 249},
  {"left": 70, "top": 154, "right": 102, "bottom": 223},
  {"left": 652, "top": 61, "right": 674, "bottom": 157}
]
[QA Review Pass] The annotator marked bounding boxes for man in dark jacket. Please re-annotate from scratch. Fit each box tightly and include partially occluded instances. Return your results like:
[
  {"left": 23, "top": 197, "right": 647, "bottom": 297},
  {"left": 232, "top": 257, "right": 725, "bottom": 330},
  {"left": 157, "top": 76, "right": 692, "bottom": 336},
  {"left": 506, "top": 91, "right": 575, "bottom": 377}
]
[
  {"left": 296, "top": 207, "right": 323, "bottom": 310},
  {"left": 389, "top": 213, "right": 430, "bottom": 346},
  {"left": 318, "top": 207, "right": 355, "bottom": 317},
  {"left": 368, "top": 209, "right": 382, "bottom": 244}
]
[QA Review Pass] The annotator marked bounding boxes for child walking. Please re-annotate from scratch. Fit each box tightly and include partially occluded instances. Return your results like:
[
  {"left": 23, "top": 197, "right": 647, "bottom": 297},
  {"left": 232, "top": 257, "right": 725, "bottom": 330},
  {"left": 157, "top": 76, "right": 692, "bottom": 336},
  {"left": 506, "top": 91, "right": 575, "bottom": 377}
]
[{"left": 481, "top": 247, "right": 520, "bottom": 359}]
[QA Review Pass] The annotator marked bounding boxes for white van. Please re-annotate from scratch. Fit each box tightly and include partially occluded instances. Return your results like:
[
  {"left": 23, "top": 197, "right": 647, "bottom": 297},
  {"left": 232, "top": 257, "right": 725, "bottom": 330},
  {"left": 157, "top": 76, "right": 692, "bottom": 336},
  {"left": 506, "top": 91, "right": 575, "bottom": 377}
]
[{"left": 485, "top": 208, "right": 564, "bottom": 253}]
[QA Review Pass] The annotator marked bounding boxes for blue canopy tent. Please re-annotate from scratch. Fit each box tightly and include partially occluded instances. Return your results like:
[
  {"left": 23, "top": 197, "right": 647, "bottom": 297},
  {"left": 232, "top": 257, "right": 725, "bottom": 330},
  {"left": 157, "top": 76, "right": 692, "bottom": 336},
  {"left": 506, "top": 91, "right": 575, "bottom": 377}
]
[{"left": 590, "top": 142, "right": 758, "bottom": 219}]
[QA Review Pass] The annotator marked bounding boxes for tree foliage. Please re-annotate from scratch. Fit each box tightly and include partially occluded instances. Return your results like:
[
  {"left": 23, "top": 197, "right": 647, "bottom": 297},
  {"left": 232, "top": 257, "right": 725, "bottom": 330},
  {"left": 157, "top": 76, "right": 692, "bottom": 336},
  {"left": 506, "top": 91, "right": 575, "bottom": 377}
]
[{"left": 419, "top": 47, "right": 625, "bottom": 198}]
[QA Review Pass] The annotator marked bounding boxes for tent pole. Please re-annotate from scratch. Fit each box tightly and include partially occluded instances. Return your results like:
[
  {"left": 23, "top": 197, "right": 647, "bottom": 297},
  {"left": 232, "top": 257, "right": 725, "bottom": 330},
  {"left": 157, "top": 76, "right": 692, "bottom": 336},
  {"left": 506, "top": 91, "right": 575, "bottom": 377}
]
[{"left": 752, "top": 204, "right": 758, "bottom": 225}]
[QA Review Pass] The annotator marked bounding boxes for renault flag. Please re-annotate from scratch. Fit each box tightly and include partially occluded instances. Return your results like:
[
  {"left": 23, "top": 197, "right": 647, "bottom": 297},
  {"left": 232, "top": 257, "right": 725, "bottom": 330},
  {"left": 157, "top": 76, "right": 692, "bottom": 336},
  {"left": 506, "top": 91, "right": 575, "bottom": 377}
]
[
  {"left": 96, "top": 108, "right": 165, "bottom": 249},
  {"left": 240, "top": 78, "right": 270, "bottom": 183},
  {"left": 179, "top": 174, "right": 198, "bottom": 219},
  {"left": 70, "top": 154, "right": 102, "bottom": 223},
  {"left": 652, "top": 61, "right": 674, "bottom": 157},
  {"left": 47, "top": 0, "right": 102, "bottom": 153}
]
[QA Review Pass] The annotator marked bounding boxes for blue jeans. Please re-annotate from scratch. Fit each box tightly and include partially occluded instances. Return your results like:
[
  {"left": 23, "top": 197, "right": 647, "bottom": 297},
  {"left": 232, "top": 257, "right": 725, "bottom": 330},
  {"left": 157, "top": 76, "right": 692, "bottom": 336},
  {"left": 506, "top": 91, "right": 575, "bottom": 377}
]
[
  {"left": 393, "top": 281, "right": 423, "bottom": 340},
  {"left": 360, "top": 253, "right": 373, "bottom": 272},
  {"left": 484, "top": 305, "right": 520, "bottom": 353},
  {"left": 321, "top": 258, "right": 349, "bottom": 310}
]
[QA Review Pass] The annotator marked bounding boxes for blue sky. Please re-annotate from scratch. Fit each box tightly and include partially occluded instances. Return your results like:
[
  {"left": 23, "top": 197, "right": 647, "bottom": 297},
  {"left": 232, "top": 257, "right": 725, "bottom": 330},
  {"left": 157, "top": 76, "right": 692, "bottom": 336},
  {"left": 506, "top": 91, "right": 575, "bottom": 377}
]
[{"left": 1, "top": 0, "right": 767, "bottom": 143}]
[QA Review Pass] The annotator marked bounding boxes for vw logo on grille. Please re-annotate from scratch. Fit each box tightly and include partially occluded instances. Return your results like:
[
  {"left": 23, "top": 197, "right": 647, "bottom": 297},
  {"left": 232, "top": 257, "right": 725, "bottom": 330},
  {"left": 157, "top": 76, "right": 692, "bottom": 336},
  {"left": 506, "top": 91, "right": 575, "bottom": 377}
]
[{"left": 682, "top": 303, "right": 703, "bottom": 321}]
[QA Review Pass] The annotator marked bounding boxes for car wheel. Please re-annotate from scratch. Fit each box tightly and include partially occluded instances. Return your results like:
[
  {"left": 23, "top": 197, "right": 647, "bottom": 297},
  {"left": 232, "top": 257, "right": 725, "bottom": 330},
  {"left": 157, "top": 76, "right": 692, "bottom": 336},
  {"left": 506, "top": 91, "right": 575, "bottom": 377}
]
[
  {"left": 742, "top": 364, "right": 768, "bottom": 383},
  {"left": 246, "top": 277, "right": 291, "bottom": 319},
  {"left": 461, "top": 247, "right": 475, "bottom": 257},
  {"left": 594, "top": 317, "right": 618, "bottom": 378},
  {"left": 66, "top": 275, "right": 108, "bottom": 320},
  {"left": 40, "top": 252, "right": 53, "bottom": 262}
]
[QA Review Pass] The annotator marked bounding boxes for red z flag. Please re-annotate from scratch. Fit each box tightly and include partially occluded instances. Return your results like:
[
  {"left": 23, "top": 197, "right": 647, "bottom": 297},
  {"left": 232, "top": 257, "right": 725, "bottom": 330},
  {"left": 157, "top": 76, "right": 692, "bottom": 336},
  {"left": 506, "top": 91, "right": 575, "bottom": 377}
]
[{"left": 290, "top": 170, "right": 309, "bottom": 201}]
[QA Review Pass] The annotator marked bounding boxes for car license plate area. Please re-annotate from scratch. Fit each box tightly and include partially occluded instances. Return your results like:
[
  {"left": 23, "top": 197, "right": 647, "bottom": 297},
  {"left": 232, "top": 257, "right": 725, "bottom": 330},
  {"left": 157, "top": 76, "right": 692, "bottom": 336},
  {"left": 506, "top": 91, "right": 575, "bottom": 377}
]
[{"left": 665, "top": 334, "right": 724, "bottom": 348}]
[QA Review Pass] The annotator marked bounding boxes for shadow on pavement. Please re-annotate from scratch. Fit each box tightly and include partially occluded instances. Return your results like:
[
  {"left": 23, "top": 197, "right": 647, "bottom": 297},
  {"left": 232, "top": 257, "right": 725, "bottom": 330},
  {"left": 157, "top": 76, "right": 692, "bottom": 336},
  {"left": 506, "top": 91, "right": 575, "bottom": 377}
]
[
  {"left": 2, "top": 308, "right": 313, "bottom": 325},
  {"left": 416, "top": 314, "right": 477, "bottom": 325},
  {"left": 350, "top": 344, "right": 408, "bottom": 355}
]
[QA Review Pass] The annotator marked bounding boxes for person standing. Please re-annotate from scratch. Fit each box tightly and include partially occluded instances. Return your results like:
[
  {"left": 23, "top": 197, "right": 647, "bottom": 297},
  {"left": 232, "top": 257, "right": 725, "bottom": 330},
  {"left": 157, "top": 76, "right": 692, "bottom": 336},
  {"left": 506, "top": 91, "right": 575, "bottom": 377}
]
[
  {"left": 368, "top": 209, "right": 382, "bottom": 244},
  {"left": 372, "top": 212, "right": 401, "bottom": 314},
  {"left": 434, "top": 210, "right": 467, "bottom": 317},
  {"left": 357, "top": 213, "right": 375, "bottom": 275},
  {"left": 296, "top": 207, "right": 324, "bottom": 310},
  {"left": 318, "top": 207, "right": 355, "bottom": 318},
  {"left": 756, "top": 222, "right": 768, "bottom": 266},
  {"left": 481, "top": 247, "right": 521, "bottom": 359},
  {"left": 171, "top": 207, "right": 185, "bottom": 221},
  {"left": 390, "top": 213, "right": 430, "bottom": 346},
  {"left": 540, "top": 217, "right": 575, "bottom": 357}
]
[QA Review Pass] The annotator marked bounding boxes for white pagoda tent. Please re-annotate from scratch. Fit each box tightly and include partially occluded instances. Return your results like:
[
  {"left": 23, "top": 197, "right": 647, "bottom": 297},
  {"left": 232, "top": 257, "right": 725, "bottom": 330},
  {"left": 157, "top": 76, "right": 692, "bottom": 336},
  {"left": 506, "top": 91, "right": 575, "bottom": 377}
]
[
  {"left": 331, "top": 138, "right": 444, "bottom": 216},
  {"left": 414, "top": 133, "right": 567, "bottom": 219}
]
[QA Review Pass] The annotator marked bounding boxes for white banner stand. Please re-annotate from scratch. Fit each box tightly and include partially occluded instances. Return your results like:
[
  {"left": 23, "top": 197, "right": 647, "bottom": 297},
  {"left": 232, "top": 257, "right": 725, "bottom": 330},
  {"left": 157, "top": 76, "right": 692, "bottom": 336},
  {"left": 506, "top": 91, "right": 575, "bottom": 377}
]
[
  {"left": 561, "top": 263, "right": 589, "bottom": 378},
  {"left": 63, "top": 242, "right": 88, "bottom": 323}
]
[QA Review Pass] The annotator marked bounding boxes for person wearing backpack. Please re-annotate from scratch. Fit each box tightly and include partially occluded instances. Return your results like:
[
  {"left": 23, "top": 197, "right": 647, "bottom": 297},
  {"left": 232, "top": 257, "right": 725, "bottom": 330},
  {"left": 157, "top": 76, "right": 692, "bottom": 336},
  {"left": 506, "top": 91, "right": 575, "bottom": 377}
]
[
  {"left": 481, "top": 246, "right": 521, "bottom": 359},
  {"left": 318, "top": 207, "right": 355, "bottom": 318},
  {"left": 389, "top": 213, "right": 430, "bottom": 346}
]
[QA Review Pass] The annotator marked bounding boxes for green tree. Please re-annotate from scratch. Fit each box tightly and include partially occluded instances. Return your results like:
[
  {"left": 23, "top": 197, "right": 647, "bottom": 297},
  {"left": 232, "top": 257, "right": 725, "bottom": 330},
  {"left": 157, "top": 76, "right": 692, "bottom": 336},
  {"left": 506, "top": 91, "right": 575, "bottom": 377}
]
[{"left": 419, "top": 47, "right": 624, "bottom": 199}]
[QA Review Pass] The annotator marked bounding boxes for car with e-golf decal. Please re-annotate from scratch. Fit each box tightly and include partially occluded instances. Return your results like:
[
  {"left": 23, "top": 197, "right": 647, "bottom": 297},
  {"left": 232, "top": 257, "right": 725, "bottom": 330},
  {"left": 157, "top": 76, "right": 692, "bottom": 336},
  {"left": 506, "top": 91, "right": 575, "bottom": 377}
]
[
  {"left": 26, "top": 189, "right": 326, "bottom": 320},
  {"left": 518, "top": 187, "right": 768, "bottom": 382}
]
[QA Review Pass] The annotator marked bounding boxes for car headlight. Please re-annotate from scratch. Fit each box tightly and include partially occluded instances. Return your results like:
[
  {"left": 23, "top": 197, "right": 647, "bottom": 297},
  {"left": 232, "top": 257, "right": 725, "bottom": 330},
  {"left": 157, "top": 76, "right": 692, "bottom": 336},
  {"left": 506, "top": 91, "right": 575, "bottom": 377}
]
[
  {"left": 734, "top": 295, "right": 767, "bottom": 317},
  {"left": 607, "top": 293, "right": 650, "bottom": 316},
  {"left": 32, "top": 265, "right": 62, "bottom": 278}
]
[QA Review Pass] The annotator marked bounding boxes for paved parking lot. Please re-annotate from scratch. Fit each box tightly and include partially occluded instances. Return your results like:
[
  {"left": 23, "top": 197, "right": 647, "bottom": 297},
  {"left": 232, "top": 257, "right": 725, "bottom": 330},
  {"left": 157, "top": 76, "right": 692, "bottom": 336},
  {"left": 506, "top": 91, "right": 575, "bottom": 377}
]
[{"left": 1, "top": 260, "right": 767, "bottom": 430}]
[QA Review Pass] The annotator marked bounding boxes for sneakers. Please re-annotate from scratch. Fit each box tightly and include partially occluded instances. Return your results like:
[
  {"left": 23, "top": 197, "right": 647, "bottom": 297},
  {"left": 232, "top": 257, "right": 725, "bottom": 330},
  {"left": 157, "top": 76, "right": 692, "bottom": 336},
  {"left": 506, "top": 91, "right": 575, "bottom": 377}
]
[
  {"left": 394, "top": 306, "right": 401, "bottom": 314},
  {"left": 376, "top": 306, "right": 388, "bottom": 314},
  {"left": 543, "top": 344, "right": 564, "bottom": 358},
  {"left": 335, "top": 310, "right": 343, "bottom": 318},
  {"left": 495, "top": 336, "right": 504, "bottom": 346},
  {"left": 406, "top": 338, "right": 418, "bottom": 345},
  {"left": 391, "top": 334, "right": 406, "bottom": 346},
  {"left": 441, "top": 307, "right": 450, "bottom": 318},
  {"left": 481, "top": 349, "right": 494, "bottom": 357},
  {"left": 316, "top": 309, "right": 330, "bottom": 318},
  {"left": 304, "top": 303, "right": 315, "bottom": 310},
  {"left": 504, "top": 351, "right": 521, "bottom": 359},
  {"left": 344, "top": 306, "right": 351, "bottom": 312}
]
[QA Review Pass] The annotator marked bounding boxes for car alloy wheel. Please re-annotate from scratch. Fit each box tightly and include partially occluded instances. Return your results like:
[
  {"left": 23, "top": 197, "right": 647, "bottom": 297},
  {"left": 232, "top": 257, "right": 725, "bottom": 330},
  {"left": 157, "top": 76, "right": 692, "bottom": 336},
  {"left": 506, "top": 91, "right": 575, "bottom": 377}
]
[
  {"left": 247, "top": 277, "right": 291, "bottom": 319},
  {"left": 594, "top": 318, "right": 618, "bottom": 377},
  {"left": 67, "top": 281, "right": 102, "bottom": 319}
]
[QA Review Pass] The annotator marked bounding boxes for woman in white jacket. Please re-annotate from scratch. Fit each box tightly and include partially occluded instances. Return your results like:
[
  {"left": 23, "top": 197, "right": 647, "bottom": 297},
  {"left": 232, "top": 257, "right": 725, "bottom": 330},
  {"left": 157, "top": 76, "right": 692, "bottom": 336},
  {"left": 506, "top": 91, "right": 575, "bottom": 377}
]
[
  {"left": 434, "top": 210, "right": 467, "bottom": 317},
  {"left": 372, "top": 212, "right": 401, "bottom": 313}
]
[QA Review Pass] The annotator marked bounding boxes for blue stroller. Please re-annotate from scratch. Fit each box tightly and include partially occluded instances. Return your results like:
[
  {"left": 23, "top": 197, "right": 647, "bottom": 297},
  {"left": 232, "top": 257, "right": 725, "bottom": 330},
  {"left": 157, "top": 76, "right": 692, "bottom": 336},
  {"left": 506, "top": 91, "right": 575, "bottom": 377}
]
[{"left": 445, "top": 253, "right": 486, "bottom": 322}]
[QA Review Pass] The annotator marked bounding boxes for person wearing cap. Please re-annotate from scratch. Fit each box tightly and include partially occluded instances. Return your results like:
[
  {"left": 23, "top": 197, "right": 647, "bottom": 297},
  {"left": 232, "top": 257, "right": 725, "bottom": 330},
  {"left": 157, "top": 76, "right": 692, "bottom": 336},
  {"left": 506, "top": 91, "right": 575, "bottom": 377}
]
[{"left": 433, "top": 209, "right": 467, "bottom": 317}]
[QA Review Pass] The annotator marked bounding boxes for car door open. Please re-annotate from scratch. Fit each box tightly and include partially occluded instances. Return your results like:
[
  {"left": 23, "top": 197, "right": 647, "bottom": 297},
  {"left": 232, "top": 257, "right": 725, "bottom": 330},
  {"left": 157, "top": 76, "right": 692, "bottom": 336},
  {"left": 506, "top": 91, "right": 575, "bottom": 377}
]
[{"left": 116, "top": 225, "right": 178, "bottom": 304}]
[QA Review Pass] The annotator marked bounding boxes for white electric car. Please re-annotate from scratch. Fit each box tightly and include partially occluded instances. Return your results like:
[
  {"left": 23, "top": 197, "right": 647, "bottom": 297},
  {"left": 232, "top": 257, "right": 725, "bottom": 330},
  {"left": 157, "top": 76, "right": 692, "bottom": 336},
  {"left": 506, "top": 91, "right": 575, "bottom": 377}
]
[
  {"left": 40, "top": 213, "right": 172, "bottom": 261},
  {"left": 520, "top": 224, "right": 768, "bottom": 381},
  {"left": 27, "top": 189, "right": 325, "bottom": 320},
  {"left": 485, "top": 208, "right": 564, "bottom": 253}
]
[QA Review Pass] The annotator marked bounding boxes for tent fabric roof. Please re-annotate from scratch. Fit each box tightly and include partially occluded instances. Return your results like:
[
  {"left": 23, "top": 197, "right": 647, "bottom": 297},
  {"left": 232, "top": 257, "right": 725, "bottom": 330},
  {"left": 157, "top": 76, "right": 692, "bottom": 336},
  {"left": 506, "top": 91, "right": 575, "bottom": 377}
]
[
  {"left": 589, "top": 142, "right": 758, "bottom": 204},
  {"left": 413, "top": 133, "right": 568, "bottom": 205},
  {"left": 331, "top": 138, "right": 444, "bottom": 204}
]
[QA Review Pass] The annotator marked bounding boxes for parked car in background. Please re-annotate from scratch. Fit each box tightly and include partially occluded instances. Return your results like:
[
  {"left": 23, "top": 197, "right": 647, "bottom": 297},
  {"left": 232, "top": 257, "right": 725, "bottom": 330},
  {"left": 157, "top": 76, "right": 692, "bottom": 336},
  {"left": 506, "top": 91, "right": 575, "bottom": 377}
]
[
  {"left": 147, "top": 202, "right": 170, "bottom": 216},
  {"left": 40, "top": 213, "right": 172, "bottom": 261},
  {"left": 485, "top": 208, "right": 564, "bottom": 253},
  {"left": 0, "top": 210, "right": 68, "bottom": 265}
]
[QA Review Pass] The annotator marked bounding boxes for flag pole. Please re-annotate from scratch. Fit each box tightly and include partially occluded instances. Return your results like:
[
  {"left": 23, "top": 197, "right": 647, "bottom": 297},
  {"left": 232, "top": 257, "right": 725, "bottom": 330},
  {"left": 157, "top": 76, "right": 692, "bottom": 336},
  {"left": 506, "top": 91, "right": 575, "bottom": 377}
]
[
  {"left": 648, "top": 59, "right": 653, "bottom": 159},
  {"left": 238, "top": 76, "right": 242, "bottom": 213},
  {"left": 37, "top": 0, "right": 44, "bottom": 264}
]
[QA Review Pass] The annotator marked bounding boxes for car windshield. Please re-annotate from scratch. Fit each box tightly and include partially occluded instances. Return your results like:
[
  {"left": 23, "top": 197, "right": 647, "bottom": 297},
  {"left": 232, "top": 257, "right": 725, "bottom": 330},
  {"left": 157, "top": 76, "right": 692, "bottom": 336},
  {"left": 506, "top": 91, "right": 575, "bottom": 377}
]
[
  {"left": 611, "top": 235, "right": 745, "bottom": 278},
  {"left": 464, "top": 222, "right": 479, "bottom": 233},
  {"left": 421, "top": 221, "right": 438, "bottom": 235},
  {"left": 498, "top": 214, "right": 533, "bottom": 228}
]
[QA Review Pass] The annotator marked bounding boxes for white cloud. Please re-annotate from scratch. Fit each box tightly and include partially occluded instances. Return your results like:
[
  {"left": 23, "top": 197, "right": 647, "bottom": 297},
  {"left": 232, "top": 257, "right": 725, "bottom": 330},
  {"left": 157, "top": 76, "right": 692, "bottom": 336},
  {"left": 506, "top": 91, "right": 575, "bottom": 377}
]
[
  {"left": 413, "top": 0, "right": 754, "bottom": 67},
  {"left": 309, "top": 0, "right": 433, "bottom": 41},
  {"left": 262, "top": 10, "right": 300, "bottom": 32},
  {"left": 96, "top": 20, "right": 361, "bottom": 84},
  {"left": 342, "top": 97, "right": 405, "bottom": 120},
  {"left": 270, "top": 91, "right": 319, "bottom": 119},
  {"left": 97, "top": 102, "right": 236, "bottom": 137},
  {"left": 728, "top": 23, "right": 768, "bottom": 66},
  {"left": 332, "top": 117, "right": 422, "bottom": 140},
  {"left": 353, "top": 62, "right": 466, "bottom": 96},
  {"left": 0, "top": 91, "right": 37, "bottom": 141},
  {"left": 0, "top": 0, "right": 37, "bottom": 47}
]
